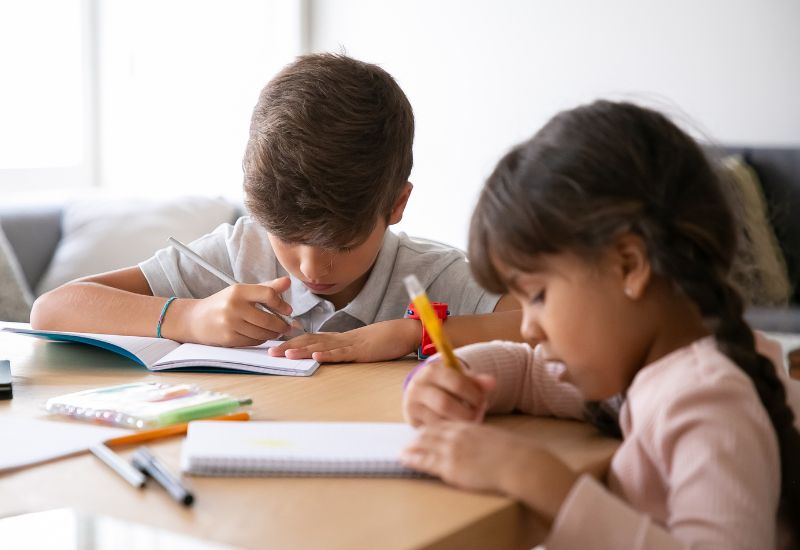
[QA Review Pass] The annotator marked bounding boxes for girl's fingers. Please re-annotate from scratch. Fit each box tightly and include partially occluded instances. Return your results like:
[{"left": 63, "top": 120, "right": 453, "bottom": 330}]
[
  {"left": 407, "top": 425, "right": 449, "bottom": 449},
  {"left": 402, "top": 426, "right": 452, "bottom": 473},
  {"left": 418, "top": 364, "right": 489, "bottom": 411},
  {"left": 401, "top": 447, "right": 444, "bottom": 475},
  {"left": 413, "top": 381, "right": 484, "bottom": 422},
  {"left": 404, "top": 401, "right": 449, "bottom": 427},
  {"left": 475, "top": 373, "right": 497, "bottom": 393}
]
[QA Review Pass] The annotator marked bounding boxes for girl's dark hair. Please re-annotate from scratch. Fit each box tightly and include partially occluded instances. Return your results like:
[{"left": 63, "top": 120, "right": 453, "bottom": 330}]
[{"left": 469, "top": 100, "right": 800, "bottom": 533}]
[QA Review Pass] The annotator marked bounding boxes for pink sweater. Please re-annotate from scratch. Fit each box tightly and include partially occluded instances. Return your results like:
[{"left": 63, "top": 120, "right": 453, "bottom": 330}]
[{"left": 454, "top": 335, "right": 800, "bottom": 549}]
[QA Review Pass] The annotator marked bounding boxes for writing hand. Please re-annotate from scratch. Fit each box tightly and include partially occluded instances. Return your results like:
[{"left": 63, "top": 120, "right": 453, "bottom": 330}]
[{"left": 402, "top": 358, "right": 496, "bottom": 426}]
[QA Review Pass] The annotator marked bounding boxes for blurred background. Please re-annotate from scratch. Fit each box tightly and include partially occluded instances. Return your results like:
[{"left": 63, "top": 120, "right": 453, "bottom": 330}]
[{"left": 1, "top": 0, "right": 799, "bottom": 250}]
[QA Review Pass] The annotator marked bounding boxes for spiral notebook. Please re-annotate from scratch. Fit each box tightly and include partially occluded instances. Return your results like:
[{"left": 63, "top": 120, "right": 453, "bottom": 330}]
[{"left": 181, "top": 421, "right": 422, "bottom": 477}]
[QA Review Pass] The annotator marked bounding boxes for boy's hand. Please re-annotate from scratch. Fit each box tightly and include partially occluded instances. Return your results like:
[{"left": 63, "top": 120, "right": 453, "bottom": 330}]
[
  {"left": 402, "top": 360, "right": 496, "bottom": 427},
  {"left": 268, "top": 319, "right": 420, "bottom": 363},
  {"left": 400, "top": 422, "right": 578, "bottom": 524},
  {"left": 182, "top": 277, "right": 294, "bottom": 347}
]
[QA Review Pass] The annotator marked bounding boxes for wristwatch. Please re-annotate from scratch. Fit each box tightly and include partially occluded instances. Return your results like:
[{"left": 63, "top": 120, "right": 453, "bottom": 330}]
[{"left": 406, "top": 301, "right": 450, "bottom": 360}]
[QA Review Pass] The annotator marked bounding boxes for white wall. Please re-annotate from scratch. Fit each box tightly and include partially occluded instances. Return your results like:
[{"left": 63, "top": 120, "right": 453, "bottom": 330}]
[
  {"left": 310, "top": 0, "right": 800, "bottom": 250},
  {"left": 98, "top": 0, "right": 303, "bottom": 198}
]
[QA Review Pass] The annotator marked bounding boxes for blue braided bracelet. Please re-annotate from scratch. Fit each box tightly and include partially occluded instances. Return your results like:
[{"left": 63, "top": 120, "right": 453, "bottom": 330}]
[{"left": 156, "top": 296, "right": 177, "bottom": 338}]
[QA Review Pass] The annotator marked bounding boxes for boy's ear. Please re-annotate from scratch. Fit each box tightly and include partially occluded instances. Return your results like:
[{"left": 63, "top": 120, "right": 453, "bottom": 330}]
[
  {"left": 388, "top": 182, "right": 413, "bottom": 225},
  {"left": 613, "top": 232, "right": 651, "bottom": 300}
]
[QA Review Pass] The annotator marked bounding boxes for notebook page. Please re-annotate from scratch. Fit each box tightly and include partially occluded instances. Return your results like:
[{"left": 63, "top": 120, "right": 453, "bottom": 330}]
[
  {"left": 1, "top": 327, "right": 181, "bottom": 368},
  {"left": 155, "top": 341, "right": 318, "bottom": 375},
  {"left": 182, "top": 421, "right": 420, "bottom": 476}
]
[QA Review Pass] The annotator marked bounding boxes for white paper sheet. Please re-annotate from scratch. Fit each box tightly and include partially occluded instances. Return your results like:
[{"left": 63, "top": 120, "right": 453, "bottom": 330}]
[{"left": 0, "top": 417, "right": 132, "bottom": 473}]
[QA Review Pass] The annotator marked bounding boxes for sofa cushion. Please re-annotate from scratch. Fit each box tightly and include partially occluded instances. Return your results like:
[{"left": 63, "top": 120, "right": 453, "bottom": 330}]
[
  {"left": 722, "top": 155, "right": 792, "bottom": 306},
  {"left": 0, "top": 223, "right": 34, "bottom": 322},
  {"left": 724, "top": 147, "right": 800, "bottom": 304},
  {"left": 0, "top": 204, "right": 62, "bottom": 293},
  {"left": 35, "top": 196, "right": 238, "bottom": 295}
]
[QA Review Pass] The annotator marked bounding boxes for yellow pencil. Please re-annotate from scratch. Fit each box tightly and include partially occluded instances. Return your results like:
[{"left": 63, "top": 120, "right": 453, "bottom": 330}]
[
  {"left": 403, "top": 275, "right": 461, "bottom": 371},
  {"left": 105, "top": 411, "right": 251, "bottom": 447}
]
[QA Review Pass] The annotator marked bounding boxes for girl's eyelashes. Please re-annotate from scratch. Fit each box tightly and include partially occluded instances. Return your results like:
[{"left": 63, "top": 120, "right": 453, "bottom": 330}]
[
  {"left": 338, "top": 246, "right": 352, "bottom": 254},
  {"left": 530, "top": 289, "right": 546, "bottom": 304}
]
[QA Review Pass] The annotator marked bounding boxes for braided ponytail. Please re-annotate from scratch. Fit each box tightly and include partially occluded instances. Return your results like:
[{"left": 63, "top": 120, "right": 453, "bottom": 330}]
[
  {"left": 643, "top": 179, "right": 800, "bottom": 537},
  {"left": 688, "top": 270, "right": 800, "bottom": 537}
]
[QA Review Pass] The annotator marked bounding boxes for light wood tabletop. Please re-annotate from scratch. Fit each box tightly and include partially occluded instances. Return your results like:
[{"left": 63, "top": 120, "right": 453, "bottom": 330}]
[{"left": 0, "top": 329, "right": 619, "bottom": 550}]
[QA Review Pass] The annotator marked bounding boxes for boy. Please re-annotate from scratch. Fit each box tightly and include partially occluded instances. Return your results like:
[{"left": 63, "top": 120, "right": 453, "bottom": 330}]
[{"left": 31, "top": 53, "right": 519, "bottom": 363}]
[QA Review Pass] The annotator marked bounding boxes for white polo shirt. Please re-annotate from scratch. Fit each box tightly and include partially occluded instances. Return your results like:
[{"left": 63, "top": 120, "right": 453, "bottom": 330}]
[{"left": 139, "top": 216, "right": 500, "bottom": 333}]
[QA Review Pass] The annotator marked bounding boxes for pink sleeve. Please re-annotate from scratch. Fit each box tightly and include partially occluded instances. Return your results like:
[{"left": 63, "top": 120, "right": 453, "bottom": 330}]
[
  {"left": 546, "top": 476, "right": 683, "bottom": 550},
  {"left": 548, "top": 372, "right": 780, "bottom": 549},
  {"left": 454, "top": 341, "right": 585, "bottom": 419}
]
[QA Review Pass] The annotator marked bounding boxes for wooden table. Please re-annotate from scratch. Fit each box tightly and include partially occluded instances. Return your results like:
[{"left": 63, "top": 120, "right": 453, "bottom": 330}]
[{"left": 0, "top": 330, "right": 619, "bottom": 550}]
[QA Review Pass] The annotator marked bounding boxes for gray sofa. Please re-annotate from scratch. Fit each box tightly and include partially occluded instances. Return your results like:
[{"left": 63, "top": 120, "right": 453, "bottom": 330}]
[
  {"left": 0, "top": 202, "right": 243, "bottom": 299},
  {"left": 1, "top": 147, "right": 798, "bottom": 305},
  {"left": 2, "top": 203, "right": 73, "bottom": 296}
]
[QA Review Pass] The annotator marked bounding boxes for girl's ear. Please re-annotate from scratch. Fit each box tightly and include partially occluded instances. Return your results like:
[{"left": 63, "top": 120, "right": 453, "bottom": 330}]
[
  {"left": 613, "top": 232, "right": 651, "bottom": 300},
  {"left": 388, "top": 182, "right": 413, "bottom": 225}
]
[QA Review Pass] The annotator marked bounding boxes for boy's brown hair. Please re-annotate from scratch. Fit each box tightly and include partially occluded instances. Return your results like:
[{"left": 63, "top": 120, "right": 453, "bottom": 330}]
[{"left": 243, "top": 53, "right": 414, "bottom": 248}]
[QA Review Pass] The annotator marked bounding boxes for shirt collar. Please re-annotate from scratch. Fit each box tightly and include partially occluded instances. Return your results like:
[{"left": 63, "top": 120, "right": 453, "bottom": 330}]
[
  {"left": 340, "top": 230, "right": 400, "bottom": 325},
  {"left": 274, "top": 260, "right": 327, "bottom": 318},
  {"left": 287, "top": 275, "right": 327, "bottom": 318}
]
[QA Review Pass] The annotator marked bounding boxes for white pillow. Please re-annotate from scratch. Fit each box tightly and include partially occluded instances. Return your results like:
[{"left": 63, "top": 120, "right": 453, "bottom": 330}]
[{"left": 36, "top": 196, "right": 237, "bottom": 295}]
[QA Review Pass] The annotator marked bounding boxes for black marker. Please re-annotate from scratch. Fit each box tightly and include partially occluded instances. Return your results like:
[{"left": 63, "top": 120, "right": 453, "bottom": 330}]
[{"left": 132, "top": 447, "right": 194, "bottom": 506}]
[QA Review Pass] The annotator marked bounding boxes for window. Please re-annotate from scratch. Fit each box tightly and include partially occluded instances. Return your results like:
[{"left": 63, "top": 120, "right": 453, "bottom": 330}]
[
  {"left": 0, "top": 0, "right": 304, "bottom": 197},
  {"left": 0, "top": 0, "right": 93, "bottom": 191}
]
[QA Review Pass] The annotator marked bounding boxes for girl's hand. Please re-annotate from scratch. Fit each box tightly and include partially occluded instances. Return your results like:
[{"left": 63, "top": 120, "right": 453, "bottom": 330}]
[
  {"left": 402, "top": 359, "right": 496, "bottom": 426},
  {"left": 180, "top": 277, "right": 294, "bottom": 347},
  {"left": 401, "top": 422, "right": 578, "bottom": 524},
  {"left": 268, "top": 319, "right": 420, "bottom": 363}
]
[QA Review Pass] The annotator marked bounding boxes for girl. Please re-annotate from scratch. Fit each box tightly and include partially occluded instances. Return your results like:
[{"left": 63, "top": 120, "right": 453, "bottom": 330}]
[{"left": 400, "top": 101, "right": 800, "bottom": 549}]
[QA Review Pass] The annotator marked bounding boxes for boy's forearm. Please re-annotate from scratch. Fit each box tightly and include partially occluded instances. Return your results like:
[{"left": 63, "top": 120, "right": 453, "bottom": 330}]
[
  {"left": 30, "top": 282, "right": 191, "bottom": 340},
  {"left": 446, "top": 309, "right": 523, "bottom": 348}
]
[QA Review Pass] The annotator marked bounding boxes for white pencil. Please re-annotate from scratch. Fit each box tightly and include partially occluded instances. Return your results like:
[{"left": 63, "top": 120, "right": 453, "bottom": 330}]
[{"left": 167, "top": 237, "right": 303, "bottom": 332}]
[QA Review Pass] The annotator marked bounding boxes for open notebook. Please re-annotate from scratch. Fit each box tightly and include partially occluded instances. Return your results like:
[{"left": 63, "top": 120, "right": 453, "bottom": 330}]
[
  {"left": 181, "top": 421, "right": 422, "bottom": 477},
  {"left": 2, "top": 327, "right": 318, "bottom": 376}
]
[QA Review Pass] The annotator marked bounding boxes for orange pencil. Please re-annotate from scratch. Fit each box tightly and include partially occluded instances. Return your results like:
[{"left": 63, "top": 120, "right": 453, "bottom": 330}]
[{"left": 105, "top": 411, "right": 250, "bottom": 447}]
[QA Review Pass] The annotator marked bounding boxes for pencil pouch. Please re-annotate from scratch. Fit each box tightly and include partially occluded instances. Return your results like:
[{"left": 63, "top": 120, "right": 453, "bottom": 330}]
[{"left": 45, "top": 382, "right": 250, "bottom": 429}]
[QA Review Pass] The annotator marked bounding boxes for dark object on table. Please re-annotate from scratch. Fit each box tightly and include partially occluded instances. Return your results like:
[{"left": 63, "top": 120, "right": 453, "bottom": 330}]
[{"left": 0, "top": 360, "right": 12, "bottom": 400}]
